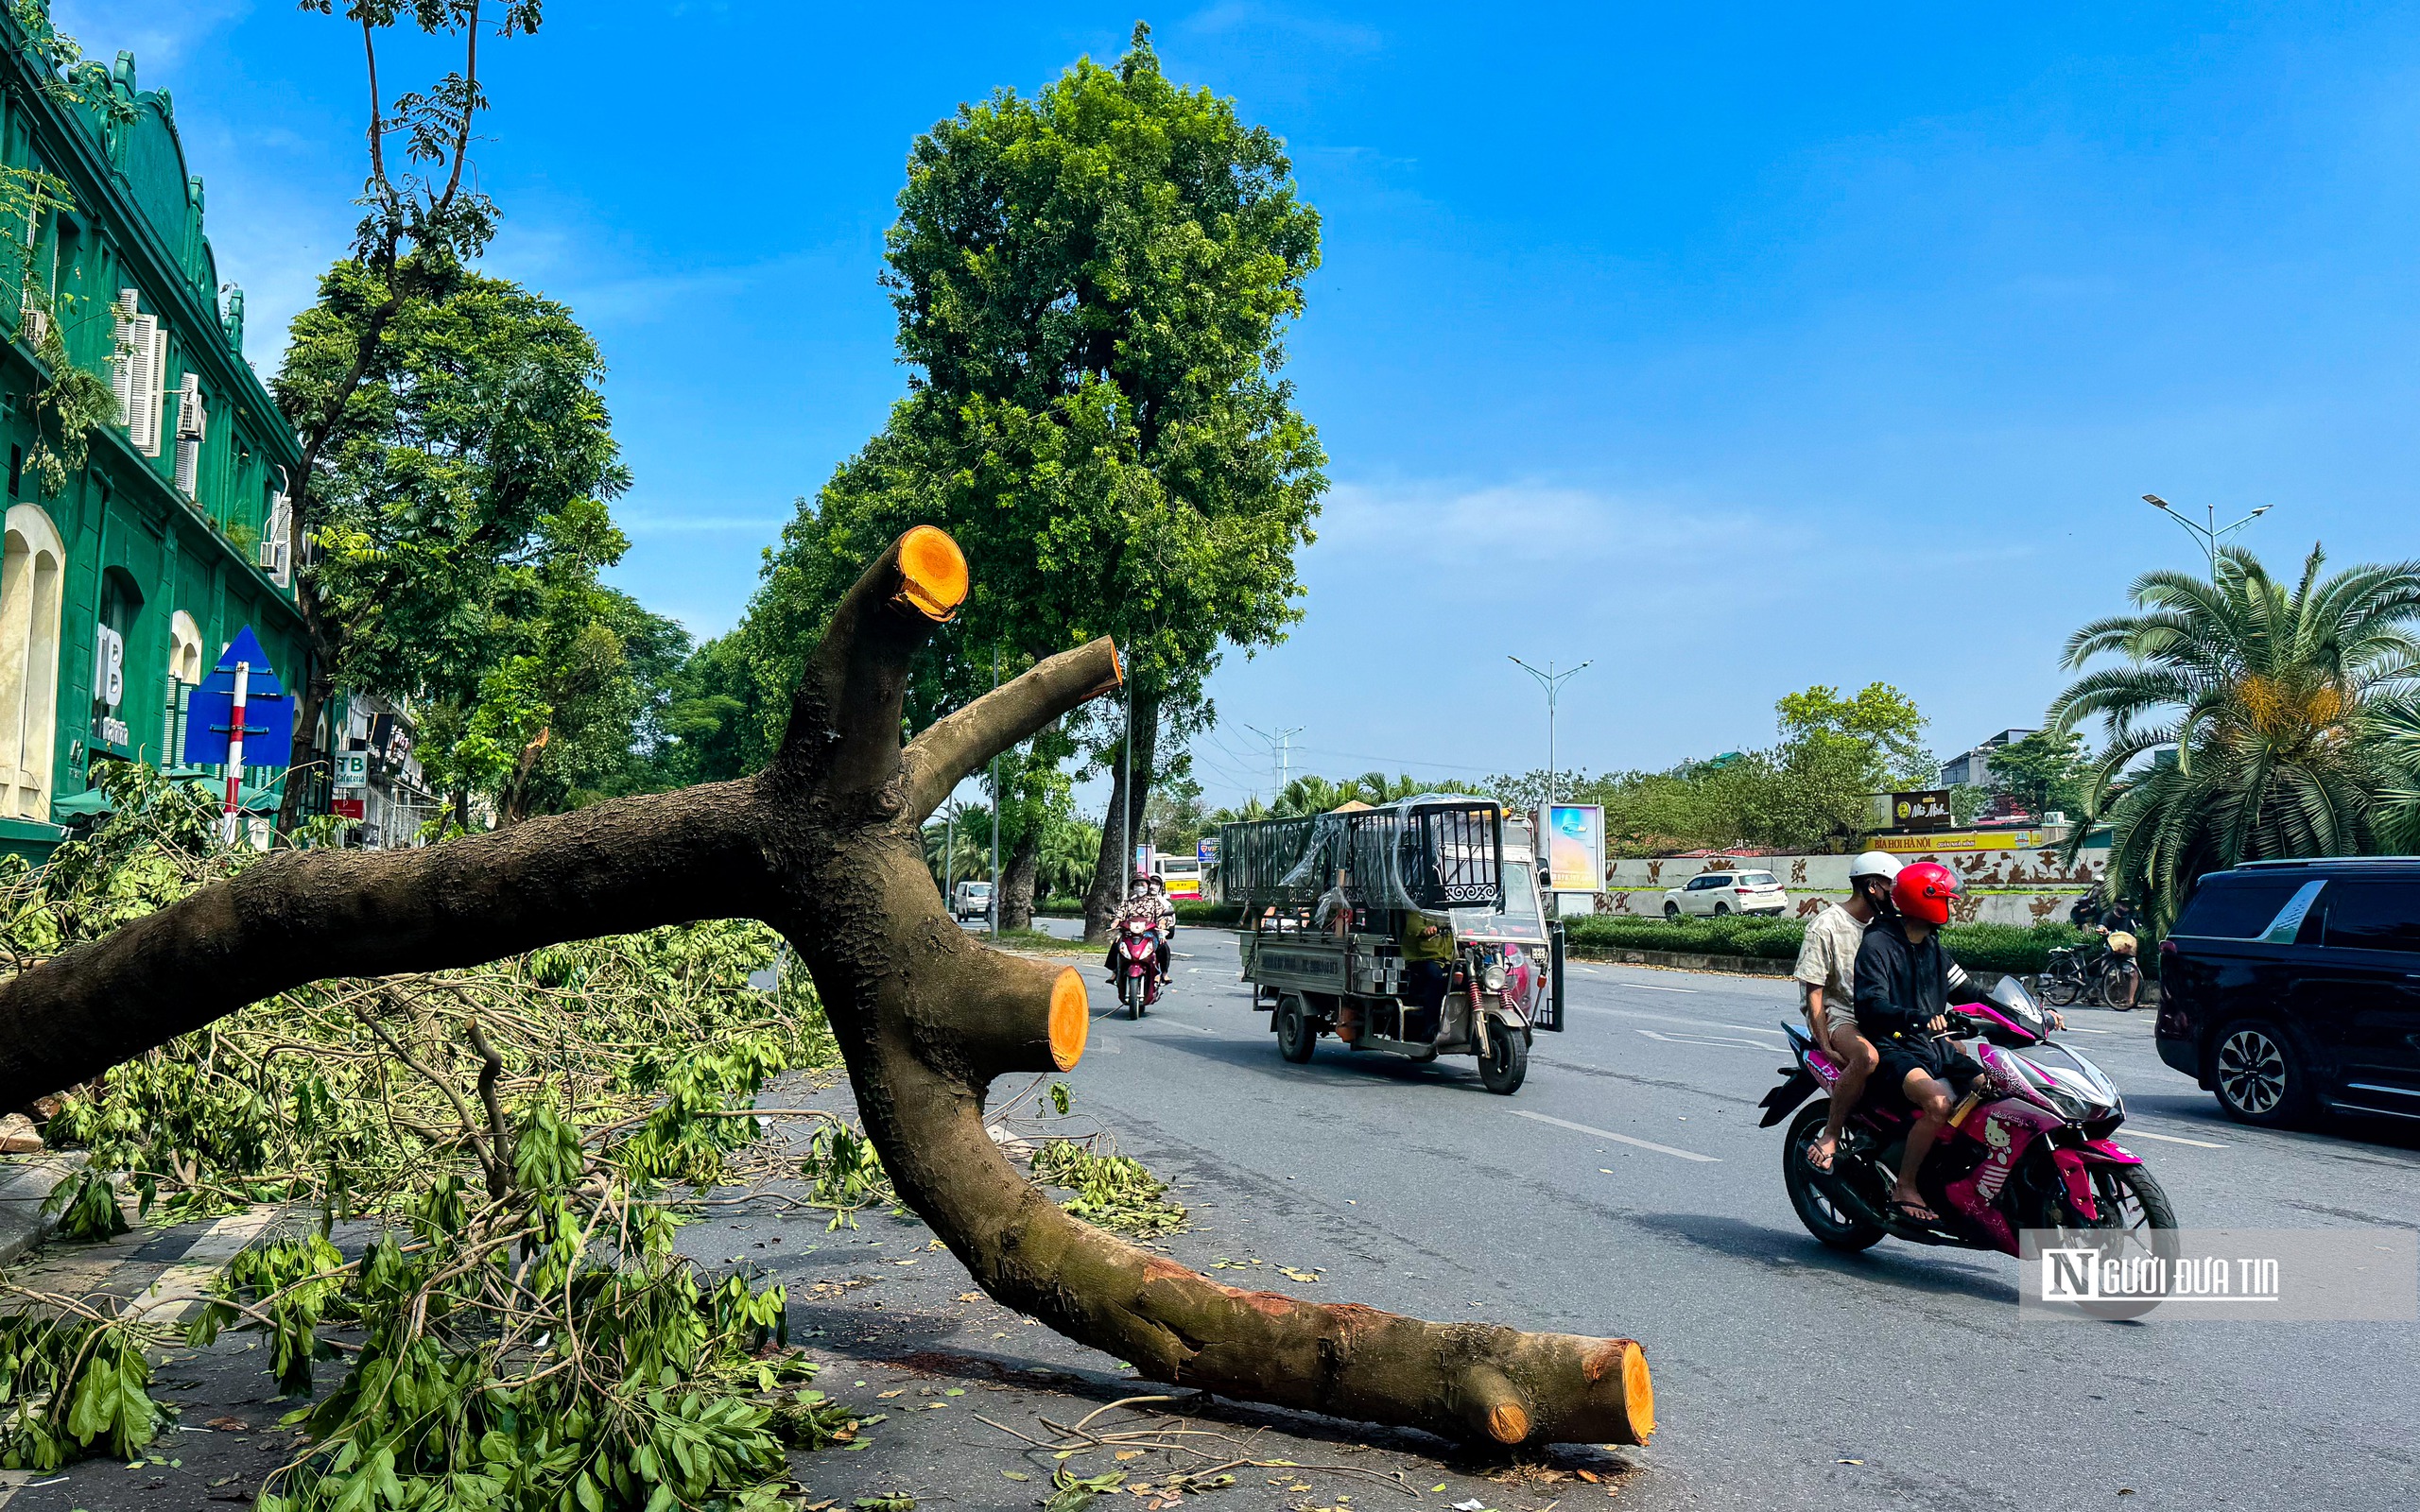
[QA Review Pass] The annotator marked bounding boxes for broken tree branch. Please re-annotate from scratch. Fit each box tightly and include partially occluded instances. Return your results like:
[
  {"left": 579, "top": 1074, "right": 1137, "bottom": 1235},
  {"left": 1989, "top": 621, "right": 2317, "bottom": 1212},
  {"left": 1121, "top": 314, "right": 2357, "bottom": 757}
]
[{"left": 0, "top": 525, "right": 1652, "bottom": 1449}]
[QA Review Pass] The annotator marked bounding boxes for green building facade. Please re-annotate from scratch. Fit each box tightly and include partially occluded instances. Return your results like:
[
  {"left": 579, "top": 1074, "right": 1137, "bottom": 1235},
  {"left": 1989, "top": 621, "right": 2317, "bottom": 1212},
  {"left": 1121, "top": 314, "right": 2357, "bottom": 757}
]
[{"left": 0, "top": 11, "right": 314, "bottom": 860}]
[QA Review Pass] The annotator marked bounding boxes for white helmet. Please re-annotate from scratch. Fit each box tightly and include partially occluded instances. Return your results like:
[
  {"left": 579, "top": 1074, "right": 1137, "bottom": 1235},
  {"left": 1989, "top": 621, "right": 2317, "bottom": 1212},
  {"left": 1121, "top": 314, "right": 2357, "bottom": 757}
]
[{"left": 1849, "top": 850, "right": 1903, "bottom": 882}]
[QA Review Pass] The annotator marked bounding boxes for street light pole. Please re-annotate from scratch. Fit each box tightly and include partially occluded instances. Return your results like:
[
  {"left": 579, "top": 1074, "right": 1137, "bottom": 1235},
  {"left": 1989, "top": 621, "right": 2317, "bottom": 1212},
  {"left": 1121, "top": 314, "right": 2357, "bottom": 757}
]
[
  {"left": 1508, "top": 656, "right": 1592, "bottom": 807},
  {"left": 2142, "top": 493, "right": 2272, "bottom": 575}
]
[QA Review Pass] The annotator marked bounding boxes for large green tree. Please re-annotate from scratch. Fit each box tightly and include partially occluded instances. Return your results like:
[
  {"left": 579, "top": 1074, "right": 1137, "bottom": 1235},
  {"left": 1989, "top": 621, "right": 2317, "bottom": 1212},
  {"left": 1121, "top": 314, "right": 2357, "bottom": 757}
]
[
  {"left": 2049, "top": 543, "right": 2420, "bottom": 923},
  {"left": 272, "top": 1, "right": 546, "bottom": 830},
  {"left": 277, "top": 269, "right": 632, "bottom": 826},
  {"left": 1986, "top": 728, "right": 2090, "bottom": 820},
  {"left": 763, "top": 24, "right": 1326, "bottom": 938}
]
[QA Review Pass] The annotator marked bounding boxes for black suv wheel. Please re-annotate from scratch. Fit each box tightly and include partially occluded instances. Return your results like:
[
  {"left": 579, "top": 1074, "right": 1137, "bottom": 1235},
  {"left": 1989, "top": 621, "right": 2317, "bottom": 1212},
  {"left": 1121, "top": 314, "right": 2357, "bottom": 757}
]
[{"left": 2211, "top": 1019, "right": 2313, "bottom": 1126}]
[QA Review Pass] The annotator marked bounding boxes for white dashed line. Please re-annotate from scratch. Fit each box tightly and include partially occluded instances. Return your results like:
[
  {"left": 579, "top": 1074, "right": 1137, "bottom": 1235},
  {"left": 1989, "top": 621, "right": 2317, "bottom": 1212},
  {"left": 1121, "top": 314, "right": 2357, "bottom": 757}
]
[
  {"left": 2119, "top": 1128, "right": 2227, "bottom": 1149},
  {"left": 1511, "top": 1108, "right": 1721, "bottom": 1162},
  {"left": 1635, "top": 1026, "right": 1788, "bottom": 1053}
]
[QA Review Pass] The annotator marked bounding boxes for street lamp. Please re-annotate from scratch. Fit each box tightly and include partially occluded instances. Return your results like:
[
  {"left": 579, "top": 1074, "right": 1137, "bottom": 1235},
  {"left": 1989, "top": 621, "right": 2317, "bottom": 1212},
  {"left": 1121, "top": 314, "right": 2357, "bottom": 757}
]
[
  {"left": 1507, "top": 656, "right": 1592, "bottom": 807},
  {"left": 2142, "top": 493, "right": 2272, "bottom": 574}
]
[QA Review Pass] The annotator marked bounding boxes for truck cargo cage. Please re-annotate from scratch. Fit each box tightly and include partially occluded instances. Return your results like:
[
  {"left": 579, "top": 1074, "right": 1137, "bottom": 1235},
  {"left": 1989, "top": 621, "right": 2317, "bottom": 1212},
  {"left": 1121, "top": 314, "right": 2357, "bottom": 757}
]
[{"left": 1221, "top": 796, "right": 1504, "bottom": 915}]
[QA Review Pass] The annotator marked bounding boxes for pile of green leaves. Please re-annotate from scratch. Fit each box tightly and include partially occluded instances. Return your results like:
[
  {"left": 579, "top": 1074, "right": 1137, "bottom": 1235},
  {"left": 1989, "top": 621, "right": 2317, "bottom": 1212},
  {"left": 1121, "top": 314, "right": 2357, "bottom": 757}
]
[
  {"left": 0, "top": 765, "right": 879, "bottom": 1505},
  {"left": 1029, "top": 1142, "right": 1187, "bottom": 1238}
]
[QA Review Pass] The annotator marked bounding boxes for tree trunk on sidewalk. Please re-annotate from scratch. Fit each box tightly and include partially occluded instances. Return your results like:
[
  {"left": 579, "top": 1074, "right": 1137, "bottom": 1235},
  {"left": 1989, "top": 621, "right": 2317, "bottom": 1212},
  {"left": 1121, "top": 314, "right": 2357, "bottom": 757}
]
[
  {"left": 1082, "top": 686, "right": 1159, "bottom": 942},
  {"left": 999, "top": 826, "right": 1040, "bottom": 931},
  {"left": 0, "top": 527, "right": 1652, "bottom": 1451},
  {"left": 277, "top": 667, "right": 337, "bottom": 835}
]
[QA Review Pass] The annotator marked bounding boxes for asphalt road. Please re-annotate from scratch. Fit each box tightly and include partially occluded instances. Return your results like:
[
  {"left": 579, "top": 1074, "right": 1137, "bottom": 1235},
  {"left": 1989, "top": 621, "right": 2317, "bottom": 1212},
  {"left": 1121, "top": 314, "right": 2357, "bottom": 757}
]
[
  {"left": 1054, "top": 926, "right": 2420, "bottom": 1510},
  {"left": 9, "top": 924, "right": 2416, "bottom": 1512}
]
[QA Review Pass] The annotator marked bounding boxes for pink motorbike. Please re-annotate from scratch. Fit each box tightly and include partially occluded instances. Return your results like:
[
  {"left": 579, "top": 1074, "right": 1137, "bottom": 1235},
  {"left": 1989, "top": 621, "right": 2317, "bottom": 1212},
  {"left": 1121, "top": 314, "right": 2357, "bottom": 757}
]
[
  {"left": 1115, "top": 918, "right": 1164, "bottom": 1020},
  {"left": 1758, "top": 975, "right": 2177, "bottom": 1261}
]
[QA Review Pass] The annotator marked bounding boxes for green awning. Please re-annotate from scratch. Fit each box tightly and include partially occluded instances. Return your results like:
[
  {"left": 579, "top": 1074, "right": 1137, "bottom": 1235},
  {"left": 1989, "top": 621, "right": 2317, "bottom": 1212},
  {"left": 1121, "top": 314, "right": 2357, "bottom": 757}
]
[{"left": 53, "top": 772, "right": 285, "bottom": 820}]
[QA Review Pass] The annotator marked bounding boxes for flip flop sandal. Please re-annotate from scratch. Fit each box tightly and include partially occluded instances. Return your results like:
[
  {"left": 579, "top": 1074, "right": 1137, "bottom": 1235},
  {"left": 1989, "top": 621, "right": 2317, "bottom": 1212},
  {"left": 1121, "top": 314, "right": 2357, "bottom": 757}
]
[
  {"left": 1804, "top": 1140, "right": 1837, "bottom": 1173},
  {"left": 1892, "top": 1199, "right": 1943, "bottom": 1225}
]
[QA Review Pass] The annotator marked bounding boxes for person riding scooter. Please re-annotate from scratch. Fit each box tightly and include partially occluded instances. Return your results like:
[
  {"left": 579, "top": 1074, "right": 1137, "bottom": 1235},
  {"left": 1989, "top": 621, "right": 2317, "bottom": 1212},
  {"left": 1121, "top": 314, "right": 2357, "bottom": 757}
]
[
  {"left": 1104, "top": 872, "right": 1173, "bottom": 988},
  {"left": 1794, "top": 850, "right": 1900, "bottom": 1174},
  {"left": 1851, "top": 861, "right": 1988, "bottom": 1226}
]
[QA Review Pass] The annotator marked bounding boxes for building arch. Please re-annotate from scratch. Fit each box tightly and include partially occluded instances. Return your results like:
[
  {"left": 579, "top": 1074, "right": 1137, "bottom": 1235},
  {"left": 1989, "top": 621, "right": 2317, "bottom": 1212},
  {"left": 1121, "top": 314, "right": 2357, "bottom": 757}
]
[
  {"left": 0, "top": 504, "right": 66, "bottom": 819},
  {"left": 168, "top": 610, "right": 203, "bottom": 685}
]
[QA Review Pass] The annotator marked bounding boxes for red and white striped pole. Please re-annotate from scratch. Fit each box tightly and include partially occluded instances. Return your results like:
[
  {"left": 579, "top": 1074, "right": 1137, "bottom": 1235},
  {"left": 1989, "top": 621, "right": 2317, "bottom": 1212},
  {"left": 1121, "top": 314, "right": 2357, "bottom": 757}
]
[{"left": 221, "top": 660, "right": 250, "bottom": 846}]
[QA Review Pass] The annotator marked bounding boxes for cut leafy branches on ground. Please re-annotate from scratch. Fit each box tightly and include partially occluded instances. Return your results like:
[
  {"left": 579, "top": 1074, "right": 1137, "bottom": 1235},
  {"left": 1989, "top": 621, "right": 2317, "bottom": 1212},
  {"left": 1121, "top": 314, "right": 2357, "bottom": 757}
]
[
  {"left": 1029, "top": 1142, "right": 1188, "bottom": 1238},
  {"left": 0, "top": 769, "right": 887, "bottom": 1506}
]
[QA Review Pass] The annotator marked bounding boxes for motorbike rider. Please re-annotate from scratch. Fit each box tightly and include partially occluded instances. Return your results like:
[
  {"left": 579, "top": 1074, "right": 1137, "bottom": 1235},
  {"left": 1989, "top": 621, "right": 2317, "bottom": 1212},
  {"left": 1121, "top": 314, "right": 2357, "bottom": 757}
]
[
  {"left": 1852, "top": 861, "right": 1988, "bottom": 1226},
  {"left": 1794, "top": 850, "right": 1901, "bottom": 1173},
  {"left": 1104, "top": 871, "right": 1174, "bottom": 988}
]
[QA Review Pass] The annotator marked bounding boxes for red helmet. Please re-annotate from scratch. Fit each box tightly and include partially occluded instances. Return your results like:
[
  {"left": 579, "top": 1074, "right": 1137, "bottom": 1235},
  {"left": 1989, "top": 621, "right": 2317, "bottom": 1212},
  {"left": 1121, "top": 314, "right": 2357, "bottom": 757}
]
[{"left": 1893, "top": 861, "right": 1961, "bottom": 926}]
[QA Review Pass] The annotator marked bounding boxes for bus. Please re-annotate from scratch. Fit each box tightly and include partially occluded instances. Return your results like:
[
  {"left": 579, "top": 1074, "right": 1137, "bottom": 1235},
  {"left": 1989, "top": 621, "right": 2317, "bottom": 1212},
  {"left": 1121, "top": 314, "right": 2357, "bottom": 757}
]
[{"left": 1150, "top": 853, "right": 1202, "bottom": 901}]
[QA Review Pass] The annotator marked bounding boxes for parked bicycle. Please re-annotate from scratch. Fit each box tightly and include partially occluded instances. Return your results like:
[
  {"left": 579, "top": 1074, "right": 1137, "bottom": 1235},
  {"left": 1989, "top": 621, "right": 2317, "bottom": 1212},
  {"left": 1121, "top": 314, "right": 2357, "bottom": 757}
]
[{"left": 2036, "top": 938, "right": 2143, "bottom": 1010}]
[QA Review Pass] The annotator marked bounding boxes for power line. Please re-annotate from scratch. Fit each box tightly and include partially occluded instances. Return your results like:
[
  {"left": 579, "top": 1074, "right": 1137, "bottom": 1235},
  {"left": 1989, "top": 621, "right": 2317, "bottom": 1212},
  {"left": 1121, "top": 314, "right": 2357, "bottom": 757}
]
[
  {"left": 1290, "top": 744, "right": 1504, "bottom": 775},
  {"left": 1241, "top": 723, "right": 1305, "bottom": 804}
]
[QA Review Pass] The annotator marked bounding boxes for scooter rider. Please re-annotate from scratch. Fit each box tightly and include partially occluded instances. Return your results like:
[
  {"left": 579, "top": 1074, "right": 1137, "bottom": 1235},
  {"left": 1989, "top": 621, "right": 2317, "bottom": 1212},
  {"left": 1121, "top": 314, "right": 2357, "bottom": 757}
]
[
  {"left": 1104, "top": 872, "right": 1174, "bottom": 988},
  {"left": 1795, "top": 850, "right": 1900, "bottom": 1173},
  {"left": 1852, "top": 861, "right": 1987, "bottom": 1226}
]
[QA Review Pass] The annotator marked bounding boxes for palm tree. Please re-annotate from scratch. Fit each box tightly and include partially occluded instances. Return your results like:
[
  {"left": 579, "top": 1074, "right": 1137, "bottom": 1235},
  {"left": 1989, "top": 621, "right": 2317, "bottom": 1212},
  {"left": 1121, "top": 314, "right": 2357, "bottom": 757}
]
[{"left": 2048, "top": 543, "right": 2420, "bottom": 924}]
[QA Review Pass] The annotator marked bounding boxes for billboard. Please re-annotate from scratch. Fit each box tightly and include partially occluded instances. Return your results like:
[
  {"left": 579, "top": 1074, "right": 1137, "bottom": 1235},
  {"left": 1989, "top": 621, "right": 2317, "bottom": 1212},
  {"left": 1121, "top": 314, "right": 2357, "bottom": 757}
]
[
  {"left": 1891, "top": 789, "right": 1955, "bottom": 831},
  {"left": 1542, "top": 803, "right": 1605, "bottom": 893},
  {"left": 1873, "top": 829, "right": 2054, "bottom": 854}
]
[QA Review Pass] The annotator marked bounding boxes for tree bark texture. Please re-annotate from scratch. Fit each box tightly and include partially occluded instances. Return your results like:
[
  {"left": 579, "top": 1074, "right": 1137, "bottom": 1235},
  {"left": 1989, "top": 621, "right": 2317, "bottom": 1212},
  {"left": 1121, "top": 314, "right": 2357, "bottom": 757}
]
[
  {"left": 999, "top": 827, "right": 1039, "bottom": 932},
  {"left": 0, "top": 526, "right": 1652, "bottom": 1450},
  {"left": 1083, "top": 686, "right": 1159, "bottom": 943}
]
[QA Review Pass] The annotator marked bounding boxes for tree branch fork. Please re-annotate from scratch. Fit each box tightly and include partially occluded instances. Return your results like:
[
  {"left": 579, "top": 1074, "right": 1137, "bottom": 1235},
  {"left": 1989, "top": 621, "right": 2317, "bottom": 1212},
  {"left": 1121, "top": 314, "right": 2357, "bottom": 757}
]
[{"left": 0, "top": 524, "right": 1651, "bottom": 1450}]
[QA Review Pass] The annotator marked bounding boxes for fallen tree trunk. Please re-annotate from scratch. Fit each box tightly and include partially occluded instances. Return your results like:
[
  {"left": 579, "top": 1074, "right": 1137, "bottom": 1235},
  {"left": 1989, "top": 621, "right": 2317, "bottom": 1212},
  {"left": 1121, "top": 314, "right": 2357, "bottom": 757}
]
[{"left": 0, "top": 526, "right": 1652, "bottom": 1449}]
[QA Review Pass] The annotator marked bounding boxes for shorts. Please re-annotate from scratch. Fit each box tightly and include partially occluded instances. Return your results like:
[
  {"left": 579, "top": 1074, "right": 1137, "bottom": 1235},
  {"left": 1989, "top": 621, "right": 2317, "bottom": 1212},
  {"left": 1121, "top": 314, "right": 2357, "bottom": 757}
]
[
  {"left": 1823, "top": 1003, "right": 1861, "bottom": 1039},
  {"left": 1876, "top": 1037, "right": 1984, "bottom": 1097}
]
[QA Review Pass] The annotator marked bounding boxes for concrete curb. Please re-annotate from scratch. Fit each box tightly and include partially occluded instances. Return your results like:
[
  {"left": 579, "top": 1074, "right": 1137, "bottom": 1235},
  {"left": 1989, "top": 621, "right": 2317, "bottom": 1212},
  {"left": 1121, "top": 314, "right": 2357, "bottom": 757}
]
[{"left": 0, "top": 1152, "right": 88, "bottom": 1265}]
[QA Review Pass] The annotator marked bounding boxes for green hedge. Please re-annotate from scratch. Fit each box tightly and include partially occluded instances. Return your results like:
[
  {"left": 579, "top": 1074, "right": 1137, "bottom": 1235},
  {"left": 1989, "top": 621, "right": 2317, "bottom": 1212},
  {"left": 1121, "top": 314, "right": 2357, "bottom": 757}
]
[
  {"left": 1562, "top": 914, "right": 2094, "bottom": 974},
  {"left": 1033, "top": 898, "right": 1243, "bottom": 926}
]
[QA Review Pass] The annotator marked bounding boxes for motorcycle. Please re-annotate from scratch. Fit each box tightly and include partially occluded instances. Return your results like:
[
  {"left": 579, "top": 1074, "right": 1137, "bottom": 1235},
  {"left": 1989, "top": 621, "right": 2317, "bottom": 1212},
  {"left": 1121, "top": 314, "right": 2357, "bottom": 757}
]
[
  {"left": 1758, "top": 975, "right": 2178, "bottom": 1290},
  {"left": 1115, "top": 919, "right": 1164, "bottom": 1020}
]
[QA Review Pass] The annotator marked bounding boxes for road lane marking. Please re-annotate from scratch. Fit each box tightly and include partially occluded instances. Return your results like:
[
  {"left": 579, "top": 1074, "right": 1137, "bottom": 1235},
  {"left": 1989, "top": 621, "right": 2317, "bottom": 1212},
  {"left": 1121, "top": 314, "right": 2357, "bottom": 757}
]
[
  {"left": 1511, "top": 1108, "right": 1721, "bottom": 1162},
  {"left": 1635, "top": 1026, "right": 1787, "bottom": 1053},
  {"left": 2120, "top": 1128, "right": 2227, "bottom": 1148},
  {"left": 1576, "top": 1004, "right": 1791, "bottom": 1037},
  {"left": 1610, "top": 980, "right": 1697, "bottom": 993}
]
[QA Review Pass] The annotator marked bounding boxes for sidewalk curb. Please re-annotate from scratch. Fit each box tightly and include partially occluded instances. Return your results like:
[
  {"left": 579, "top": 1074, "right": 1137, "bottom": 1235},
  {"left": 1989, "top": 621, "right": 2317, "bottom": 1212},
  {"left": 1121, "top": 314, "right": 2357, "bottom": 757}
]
[{"left": 0, "top": 1152, "right": 89, "bottom": 1265}]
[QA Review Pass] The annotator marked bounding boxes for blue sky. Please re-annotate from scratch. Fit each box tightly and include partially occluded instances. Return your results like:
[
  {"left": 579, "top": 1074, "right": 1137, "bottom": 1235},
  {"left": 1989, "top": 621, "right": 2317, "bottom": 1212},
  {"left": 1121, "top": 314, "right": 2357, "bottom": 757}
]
[{"left": 62, "top": 1, "right": 2420, "bottom": 809}]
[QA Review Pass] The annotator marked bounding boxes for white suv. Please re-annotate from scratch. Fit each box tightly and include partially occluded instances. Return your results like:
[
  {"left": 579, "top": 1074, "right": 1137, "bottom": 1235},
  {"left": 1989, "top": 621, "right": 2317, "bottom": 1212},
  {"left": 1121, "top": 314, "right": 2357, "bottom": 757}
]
[{"left": 1662, "top": 869, "right": 1789, "bottom": 918}]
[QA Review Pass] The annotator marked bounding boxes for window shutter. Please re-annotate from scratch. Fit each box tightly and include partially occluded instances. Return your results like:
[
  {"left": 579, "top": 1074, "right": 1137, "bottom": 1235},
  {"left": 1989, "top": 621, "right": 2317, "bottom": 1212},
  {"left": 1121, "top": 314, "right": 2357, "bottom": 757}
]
[
  {"left": 173, "top": 374, "right": 203, "bottom": 495},
  {"left": 127, "top": 312, "right": 154, "bottom": 442},
  {"left": 144, "top": 323, "right": 169, "bottom": 456},
  {"left": 112, "top": 293, "right": 137, "bottom": 425}
]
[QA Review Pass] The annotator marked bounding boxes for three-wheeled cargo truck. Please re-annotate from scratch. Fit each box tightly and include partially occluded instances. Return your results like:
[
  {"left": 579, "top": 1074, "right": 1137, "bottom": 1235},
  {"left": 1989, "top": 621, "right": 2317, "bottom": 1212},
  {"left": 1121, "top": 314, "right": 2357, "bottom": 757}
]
[{"left": 1221, "top": 796, "right": 1564, "bottom": 1094}]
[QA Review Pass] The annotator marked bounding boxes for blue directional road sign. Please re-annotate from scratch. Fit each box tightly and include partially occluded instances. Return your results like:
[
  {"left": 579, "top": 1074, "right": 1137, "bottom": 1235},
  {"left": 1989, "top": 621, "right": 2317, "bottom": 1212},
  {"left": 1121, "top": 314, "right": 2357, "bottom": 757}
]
[{"left": 184, "top": 625, "right": 294, "bottom": 767}]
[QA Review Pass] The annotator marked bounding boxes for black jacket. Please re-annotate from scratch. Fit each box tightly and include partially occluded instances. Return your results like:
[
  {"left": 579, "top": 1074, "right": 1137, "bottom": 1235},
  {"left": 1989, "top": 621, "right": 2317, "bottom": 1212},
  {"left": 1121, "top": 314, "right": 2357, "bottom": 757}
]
[{"left": 1852, "top": 919, "right": 1973, "bottom": 1043}]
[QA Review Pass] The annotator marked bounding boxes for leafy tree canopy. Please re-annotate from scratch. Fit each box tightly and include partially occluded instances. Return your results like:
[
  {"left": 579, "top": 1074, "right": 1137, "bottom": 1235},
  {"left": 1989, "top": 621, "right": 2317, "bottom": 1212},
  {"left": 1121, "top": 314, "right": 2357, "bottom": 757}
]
[{"left": 2050, "top": 542, "right": 2420, "bottom": 922}]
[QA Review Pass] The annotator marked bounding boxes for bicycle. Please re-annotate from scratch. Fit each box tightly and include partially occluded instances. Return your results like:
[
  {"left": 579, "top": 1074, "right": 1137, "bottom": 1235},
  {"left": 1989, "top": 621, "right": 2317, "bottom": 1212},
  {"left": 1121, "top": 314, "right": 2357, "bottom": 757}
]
[{"left": 2036, "top": 941, "right": 2143, "bottom": 1010}]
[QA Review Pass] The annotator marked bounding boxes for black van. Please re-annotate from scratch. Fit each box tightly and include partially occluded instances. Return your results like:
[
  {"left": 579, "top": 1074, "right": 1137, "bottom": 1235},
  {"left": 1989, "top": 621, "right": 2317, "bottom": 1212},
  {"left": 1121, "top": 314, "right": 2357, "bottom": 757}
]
[{"left": 2155, "top": 858, "right": 2420, "bottom": 1126}]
